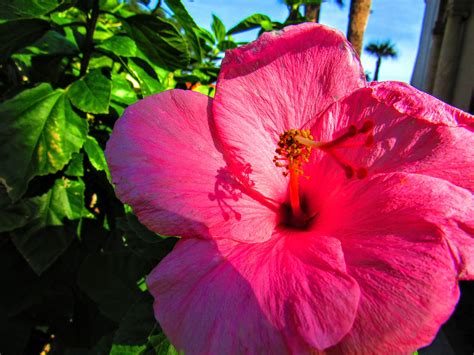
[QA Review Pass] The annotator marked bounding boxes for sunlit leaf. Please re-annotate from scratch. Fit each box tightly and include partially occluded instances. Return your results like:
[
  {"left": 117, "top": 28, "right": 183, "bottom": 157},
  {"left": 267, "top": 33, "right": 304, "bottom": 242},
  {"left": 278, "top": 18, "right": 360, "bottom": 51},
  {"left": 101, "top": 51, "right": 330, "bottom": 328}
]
[
  {"left": 97, "top": 35, "right": 138, "bottom": 57},
  {"left": 99, "top": 0, "right": 120, "bottom": 11},
  {"left": 164, "top": 0, "right": 203, "bottom": 61},
  {"left": 211, "top": 14, "right": 225, "bottom": 42},
  {"left": 227, "top": 13, "right": 273, "bottom": 35},
  {"left": 0, "top": 83, "right": 88, "bottom": 201},
  {"left": 109, "top": 344, "right": 147, "bottom": 355},
  {"left": 88, "top": 55, "right": 114, "bottom": 70},
  {"left": 65, "top": 152, "right": 84, "bottom": 177},
  {"left": 68, "top": 69, "right": 112, "bottom": 114},
  {"left": 124, "top": 14, "right": 189, "bottom": 71},
  {"left": 127, "top": 58, "right": 164, "bottom": 97},
  {"left": 192, "top": 84, "right": 215, "bottom": 97},
  {"left": 148, "top": 333, "right": 180, "bottom": 355},
  {"left": 83, "top": 135, "right": 110, "bottom": 178},
  {"left": 111, "top": 73, "right": 138, "bottom": 105}
]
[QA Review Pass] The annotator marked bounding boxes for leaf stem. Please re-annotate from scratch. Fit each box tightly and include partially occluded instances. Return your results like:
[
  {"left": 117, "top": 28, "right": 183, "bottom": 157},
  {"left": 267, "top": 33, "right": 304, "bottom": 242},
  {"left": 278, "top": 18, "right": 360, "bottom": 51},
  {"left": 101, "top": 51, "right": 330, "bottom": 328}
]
[{"left": 80, "top": 0, "right": 100, "bottom": 77}]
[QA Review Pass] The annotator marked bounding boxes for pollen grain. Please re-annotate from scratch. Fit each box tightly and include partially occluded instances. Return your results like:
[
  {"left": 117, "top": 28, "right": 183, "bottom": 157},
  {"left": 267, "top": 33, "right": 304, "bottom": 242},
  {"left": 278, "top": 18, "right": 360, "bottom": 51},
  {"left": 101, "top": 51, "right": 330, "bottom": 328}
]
[{"left": 273, "top": 129, "right": 313, "bottom": 176}]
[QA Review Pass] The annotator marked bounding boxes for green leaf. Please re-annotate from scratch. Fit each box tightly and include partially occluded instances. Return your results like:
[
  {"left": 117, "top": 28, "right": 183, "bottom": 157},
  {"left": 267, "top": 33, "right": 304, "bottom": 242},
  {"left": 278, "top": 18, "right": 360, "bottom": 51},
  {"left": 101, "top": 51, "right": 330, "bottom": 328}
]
[
  {"left": 0, "top": 0, "right": 62, "bottom": 20},
  {"left": 195, "top": 27, "right": 215, "bottom": 46},
  {"left": 164, "top": 0, "right": 202, "bottom": 61},
  {"left": 110, "top": 102, "right": 126, "bottom": 116},
  {"left": 126, "top": 213, "right": 163, "bottom": 242},
  {"left": 68, "top": 70, "right": 112, "bottom": 114},
  {"left": 88, "top": 55, "right": 114, "bottom": 70},
  {"left": 0, "top": 83, "right": 88, "bottom": 201},
  {"left": 127, "top": 58, "right": 164, "bottom": 97},
  {"left": 124, "top": 14, "right": 189, "bottom": 71},
  {"left": 0, "top": 19, "right": 50, "bottom": 58},
  {"left": 192, "top": 84, "right": 215, "bottom": 97},
  {"left": 65, "top": 152, "right": 84, "bottom": 177},
  {"left": 97, "top": 35, "right": 138, "bottom": 57},
  {"left": 99, "top": 0, "right": 120, "bottom": 11},
  {"left": 117, "top": 213, "right": 177, "bottom": 262},
  {"left": 0, "top": 199, "right": 31, "bottom": 232},
  {"left": 217, "top": 40, "right": 238, "bottom": 51},
  {"left": 24, "top": 30, "right": 78, "bottom": 56},
  {"left": 109, "top": 344, "right": 147, "bottom": 355},
  {"left": 11, "top": 178, "right": 86, "bottom": 275},
  {"left": 91, "top": 334, "right": 115, "bottom": 355},
  {"left": 211, "top": 14, "right": 226, "bottom": 42},
  {"left": 0, "top": 311, "right": 32, "bottom": 355},
  {"left": 148, "top": 333, "right": 179, "bottom": 355},
  {"left": 260, "top": 19, "right": 274, "bottom": 32},
  {"left": 227, "top": 14, "right": 273, "bottom": 35},
  {"left": 77, "top": 252, "right": 149, "bottom": 321},
  {"left": 83, "top": 136, "right": 110, "bottom": 181},
  {"left": 113, "top": 294, "right": 156, "bottom": 346},
  {"left": 174, "top": 67, "right": 211, "bottom": 84},
  {"left": 118, "top": 213, "right": 169, "bottom": 243},
  {"left": 111, "top": 73, "right": 138, "bottom": 105}
]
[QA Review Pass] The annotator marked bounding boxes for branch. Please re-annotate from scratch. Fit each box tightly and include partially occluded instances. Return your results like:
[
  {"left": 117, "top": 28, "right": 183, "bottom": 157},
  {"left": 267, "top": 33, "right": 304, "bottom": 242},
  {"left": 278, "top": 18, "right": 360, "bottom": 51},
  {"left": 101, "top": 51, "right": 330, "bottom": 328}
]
[{"left": 80, "top": 0, "right": 100, "bottom": 77}]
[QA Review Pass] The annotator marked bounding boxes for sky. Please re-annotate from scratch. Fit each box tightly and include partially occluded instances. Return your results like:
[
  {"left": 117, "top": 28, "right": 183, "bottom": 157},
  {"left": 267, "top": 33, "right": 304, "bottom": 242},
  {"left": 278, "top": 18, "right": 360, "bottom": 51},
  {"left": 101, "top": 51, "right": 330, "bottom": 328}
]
[{"left": 157, "top": 0, "right": 426, "bottom": 83}]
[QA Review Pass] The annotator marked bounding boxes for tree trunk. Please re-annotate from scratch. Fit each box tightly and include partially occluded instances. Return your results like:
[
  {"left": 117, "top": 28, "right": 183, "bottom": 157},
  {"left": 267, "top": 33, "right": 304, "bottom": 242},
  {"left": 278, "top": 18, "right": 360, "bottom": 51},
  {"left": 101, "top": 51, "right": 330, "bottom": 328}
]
[
  {"left": 305, "top": 3, "right": 321, "bottom": 23},
  {"left": 288, "top": 6, "right": 300, "bottom": 22},
  {"left": 373, "top": 57, "right": 381, "bottom": 81},
  {"left": 347, "top": 0, "right": 372, "bottom": 56}
]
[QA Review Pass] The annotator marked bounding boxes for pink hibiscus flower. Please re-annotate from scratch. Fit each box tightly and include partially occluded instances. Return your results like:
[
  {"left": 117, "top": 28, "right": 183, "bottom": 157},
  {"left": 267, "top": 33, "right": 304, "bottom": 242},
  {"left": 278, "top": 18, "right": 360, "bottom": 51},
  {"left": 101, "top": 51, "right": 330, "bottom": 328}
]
[{"left": 105, "top": 23, "right": 474, "bottom": 354}]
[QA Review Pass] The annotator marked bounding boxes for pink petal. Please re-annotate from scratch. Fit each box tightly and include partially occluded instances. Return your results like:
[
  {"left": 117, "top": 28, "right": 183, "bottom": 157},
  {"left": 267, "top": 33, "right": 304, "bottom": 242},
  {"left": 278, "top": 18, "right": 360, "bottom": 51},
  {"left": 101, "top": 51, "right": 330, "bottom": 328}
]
[
  {"left": 213, "top": 24, "right": 366, "bottom": 203},
  {"left": 313, "top": 172, "right": 467, "bottom": 352},
  {"left": 329, "top": 234, "right": 459, "bottom": 354},
  {"left": 105, "top": 90, "right": 276, "bottom": 242},
  {"left": 307, "top": 84, "right": 474, "bottom": 193},
  {"left": 317, "top": 171, "right": 474, "bottom": 279},
  {"left": 370, "top": 81, "right": 474, "bottom": 131},
  {"left": 147, "top": 230, "right": 360, "bottom": 353}
]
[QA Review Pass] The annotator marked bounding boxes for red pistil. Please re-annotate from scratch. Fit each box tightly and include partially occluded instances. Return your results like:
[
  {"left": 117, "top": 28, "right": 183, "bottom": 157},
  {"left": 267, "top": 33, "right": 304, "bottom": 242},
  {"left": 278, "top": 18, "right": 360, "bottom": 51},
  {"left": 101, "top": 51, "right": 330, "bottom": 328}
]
[
  {"left": 289, "top": 166, "right": 304, "bottom": 221},
  {"left": 274, "top": 121, "right": 374, "bottom": 219}
]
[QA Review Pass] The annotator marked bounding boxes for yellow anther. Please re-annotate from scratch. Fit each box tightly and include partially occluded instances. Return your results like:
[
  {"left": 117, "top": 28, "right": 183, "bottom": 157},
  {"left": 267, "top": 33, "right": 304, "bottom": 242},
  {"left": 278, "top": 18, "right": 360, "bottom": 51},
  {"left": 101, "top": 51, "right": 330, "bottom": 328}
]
[{"left": 273, "top": 129, "right": 313, "bottom": 176}]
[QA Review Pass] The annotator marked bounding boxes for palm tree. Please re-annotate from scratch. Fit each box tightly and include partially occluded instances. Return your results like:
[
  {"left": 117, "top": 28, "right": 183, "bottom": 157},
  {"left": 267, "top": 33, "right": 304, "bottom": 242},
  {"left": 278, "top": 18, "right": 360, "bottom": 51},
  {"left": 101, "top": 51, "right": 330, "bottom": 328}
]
[
  {"left": 304, "top": 0, "right": 344, "bottom": 23},
  {"left": 285, "top": 0, "right": 303, "bottom": 22},
  {"left": 364, "top": 40, "right": 398, "bottom": 81},
  {"left": 347, "top": 0, "right": 372, "bottom": 55}
]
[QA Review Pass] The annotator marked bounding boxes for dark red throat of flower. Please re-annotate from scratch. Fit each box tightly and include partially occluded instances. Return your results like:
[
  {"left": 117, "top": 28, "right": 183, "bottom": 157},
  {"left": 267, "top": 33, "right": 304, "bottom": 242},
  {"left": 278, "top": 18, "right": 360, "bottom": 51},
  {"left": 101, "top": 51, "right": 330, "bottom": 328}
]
[{"left": 273, "top": 122, "right": 374, "bottom": 224}]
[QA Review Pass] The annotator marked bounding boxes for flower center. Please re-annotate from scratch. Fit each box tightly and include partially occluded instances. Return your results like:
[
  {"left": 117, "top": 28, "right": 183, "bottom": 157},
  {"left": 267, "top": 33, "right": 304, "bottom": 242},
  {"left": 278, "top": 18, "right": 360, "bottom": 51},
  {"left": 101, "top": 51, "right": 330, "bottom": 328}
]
[
  {"left": 273, "top": 129, "right": 313, "bottom": 223},
  {"left": 273, "top": 121, "right": 374, "bottom": 226}
]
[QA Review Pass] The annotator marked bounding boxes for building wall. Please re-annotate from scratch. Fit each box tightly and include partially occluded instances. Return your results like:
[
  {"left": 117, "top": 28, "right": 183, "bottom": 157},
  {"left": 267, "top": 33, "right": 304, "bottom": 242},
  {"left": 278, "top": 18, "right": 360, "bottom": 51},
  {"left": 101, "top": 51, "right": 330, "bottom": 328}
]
[
  {"left": 411, "top": 0, "right": 473, "bottom": 113},
  {"left": 411, "top": 0, "right": 441, "bottom": 91}
]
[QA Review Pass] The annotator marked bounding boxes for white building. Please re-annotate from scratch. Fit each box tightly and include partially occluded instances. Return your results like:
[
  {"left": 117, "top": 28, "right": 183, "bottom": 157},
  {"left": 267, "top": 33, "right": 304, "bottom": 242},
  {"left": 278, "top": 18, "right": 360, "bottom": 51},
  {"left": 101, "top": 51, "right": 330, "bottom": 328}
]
[{"left": 411, "top": 0, "right": 473, "bottom": 112}]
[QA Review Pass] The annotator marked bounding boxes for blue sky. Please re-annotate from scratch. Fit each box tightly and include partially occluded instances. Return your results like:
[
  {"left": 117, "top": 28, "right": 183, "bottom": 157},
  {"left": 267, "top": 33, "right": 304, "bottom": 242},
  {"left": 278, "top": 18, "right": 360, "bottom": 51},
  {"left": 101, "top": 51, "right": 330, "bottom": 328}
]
[{"left": 159, "top": 0, "right": 426, "bottom": 82}]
